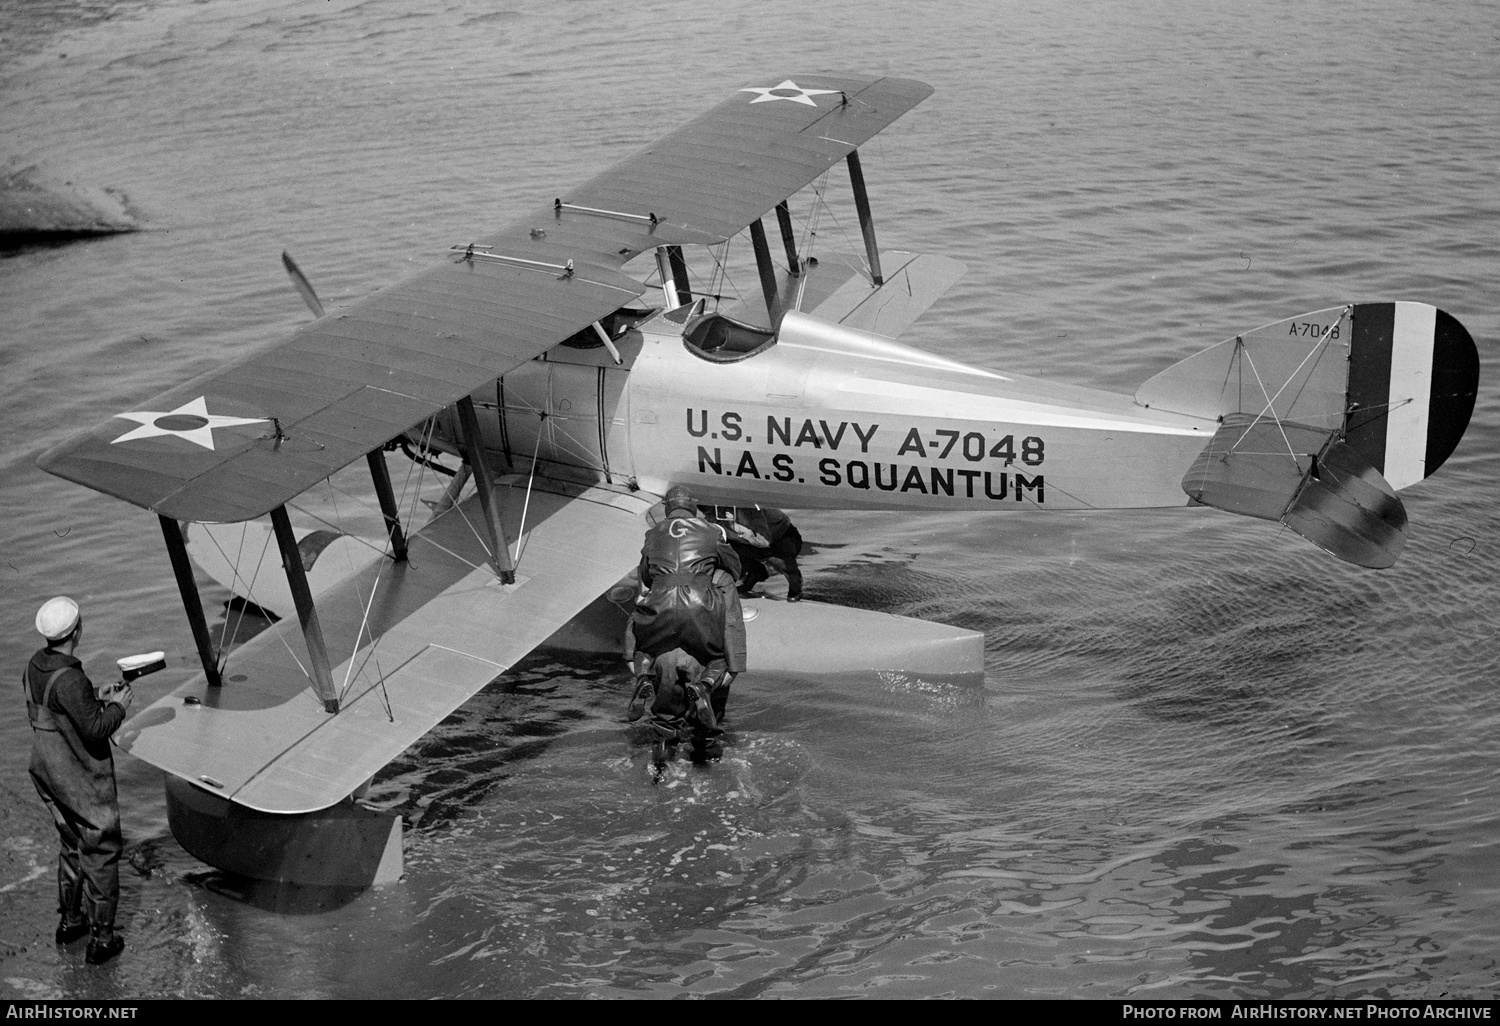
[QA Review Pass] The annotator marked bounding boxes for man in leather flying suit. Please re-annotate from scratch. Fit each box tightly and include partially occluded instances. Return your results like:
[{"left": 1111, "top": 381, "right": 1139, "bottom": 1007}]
[{"left": 625, "top": 486, "right": 744, "bottom": 763}]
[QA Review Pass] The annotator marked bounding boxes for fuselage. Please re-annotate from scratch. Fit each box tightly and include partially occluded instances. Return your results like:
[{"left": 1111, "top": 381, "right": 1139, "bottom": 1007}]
[{"left": 438, "top": 306, "right": 1216, "bottom": 513}]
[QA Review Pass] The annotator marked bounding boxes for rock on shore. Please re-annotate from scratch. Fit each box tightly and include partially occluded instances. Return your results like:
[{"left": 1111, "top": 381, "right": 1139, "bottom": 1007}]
[{"left": 0, "top": 164, "right": 140, "bottom": 246}]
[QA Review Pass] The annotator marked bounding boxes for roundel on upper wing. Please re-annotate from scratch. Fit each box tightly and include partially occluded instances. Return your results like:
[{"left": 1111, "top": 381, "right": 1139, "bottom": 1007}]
[
  {"left": 739, "top": 80, "right": 840, "bottom": 107},
  {"left": 110, "top": 396, "right": 269, "bottom": 451}
]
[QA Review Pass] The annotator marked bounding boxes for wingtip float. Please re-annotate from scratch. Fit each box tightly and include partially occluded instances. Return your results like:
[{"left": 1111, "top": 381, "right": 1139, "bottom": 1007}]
[{"left": 35, "top": 75, "right": 1480, "bottom": 888}]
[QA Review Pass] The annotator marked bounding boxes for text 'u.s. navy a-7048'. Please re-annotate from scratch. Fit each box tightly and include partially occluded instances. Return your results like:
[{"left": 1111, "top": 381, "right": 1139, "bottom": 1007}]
[{"left": 689, "top": 409, "right": 1047, "bottom": 503}]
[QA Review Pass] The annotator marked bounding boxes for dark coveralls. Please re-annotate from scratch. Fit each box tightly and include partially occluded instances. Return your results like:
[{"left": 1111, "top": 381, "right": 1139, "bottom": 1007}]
[
  {"left": 629, "top": 511, "right": 743, "bottom": 758},
  {"left": 725, "top": 507, "right": 803, "bottom": 600},
  {"left": 24, "top": 649, "right": 126, "bottom": 945}
]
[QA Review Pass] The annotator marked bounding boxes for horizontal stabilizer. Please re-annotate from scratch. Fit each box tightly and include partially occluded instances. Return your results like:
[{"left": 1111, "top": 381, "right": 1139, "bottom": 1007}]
[
  {"left": 803, "top": 251, "right": 966, "bottom": 337},
  {"left": 1182, "top": 414, "right": 1331, "bottom": 521},
  {"left": 718, "top": 250, "right": 966, "bottom": 339},
  {"left": 1183, "top": 414, "right": 1406, "bottom": 568}
]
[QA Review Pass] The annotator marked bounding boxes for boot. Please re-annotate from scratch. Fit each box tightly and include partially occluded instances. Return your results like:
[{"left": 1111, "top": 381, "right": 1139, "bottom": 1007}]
[
  {"left": 626, "top": 675, "right": 655, "bottom": 722},
  {"left": 686, "top": 680, "right": 717, "bottom": 729},
  {"left": 85, "top": 935, "right": 124, "bottom": 965},
  {"left": 55, "top": 918, "right": 88, "bottom": 945}
]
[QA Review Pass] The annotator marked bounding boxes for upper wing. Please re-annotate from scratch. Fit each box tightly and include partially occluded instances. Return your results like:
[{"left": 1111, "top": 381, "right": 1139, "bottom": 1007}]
[
  {"left": 116, "top": 479, "right": 655, "bottom": 814},
  {"left": 37, "top": 74, "right": 932, "bottom": 524}
]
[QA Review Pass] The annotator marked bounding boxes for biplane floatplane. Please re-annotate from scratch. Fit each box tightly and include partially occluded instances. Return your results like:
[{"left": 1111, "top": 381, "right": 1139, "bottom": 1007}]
[{"left": 37, "top": 75, "right": 1479, "bottom": 889}]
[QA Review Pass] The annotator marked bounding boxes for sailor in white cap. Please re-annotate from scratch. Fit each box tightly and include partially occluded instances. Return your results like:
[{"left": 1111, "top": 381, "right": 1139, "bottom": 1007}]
[{"left": 24, "top": 596, "right": 132, "bottom": 965}]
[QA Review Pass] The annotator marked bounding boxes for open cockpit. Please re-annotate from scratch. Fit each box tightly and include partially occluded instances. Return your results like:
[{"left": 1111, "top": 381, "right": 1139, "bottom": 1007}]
[{"left": 681, "top": 308, "right": 778, "bottom": 363}]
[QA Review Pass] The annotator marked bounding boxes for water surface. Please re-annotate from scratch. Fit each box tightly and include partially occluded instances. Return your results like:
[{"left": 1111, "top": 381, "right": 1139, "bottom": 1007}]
[{"left": 1, "top": 0, "right": 1496, "bottom": 1000}]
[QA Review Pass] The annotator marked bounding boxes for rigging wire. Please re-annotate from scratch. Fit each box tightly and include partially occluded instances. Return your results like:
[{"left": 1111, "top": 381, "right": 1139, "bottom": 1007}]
[
  {"left": 412, "top": 533, "right": 486, "bottom": 575},
  {"left": 284, "top": 502, "right": 392, "bottom": 561},
  {"left": 1227, "top": 308, "right": 1352, "bottom": 466},
  {"left": 809, "top": 177, "right": 873, "bottom": 283},
  {"left": 200, "top": 522, "right": 313, "bottom": 686},
  {"left": 213, "top": 522, "right": 250, "bottom": 657},
  {"left": 339, "top": 565, "right": 384, "bottom": 702},
  {"left": 202, "top": 520, "right": 275, "bottom": 676},
  {"left": 792, "top": 174, "right": 830, "bottom": 311},
  {"left": 212, "top": 520, "right": 251, "bottom": 663},
  {"left": 704, "top": 238, "right": 744, "bottom": 313},
  {"left": 317, "top": 475, "right": 397, "bottom": 721},
  {"left": 222, "top": 524, "right": 274, "bottom": 663},
  {"left": 450, "top": 489, "right": 493, "bottom": 562},
  {"left": 510, "top": 416, "right": 548, "bottom": 570},
  {"left": 398, "top": 416, "right": 440, "bottom": 542},
  {"left": 476, "top": 393, "right": 603, "bottom": 472}
]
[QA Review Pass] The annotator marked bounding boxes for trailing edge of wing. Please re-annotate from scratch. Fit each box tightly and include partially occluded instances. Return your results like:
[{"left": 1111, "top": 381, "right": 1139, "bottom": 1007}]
[{"left": 38, "top": 73, "right": 933, "bottom": 524}]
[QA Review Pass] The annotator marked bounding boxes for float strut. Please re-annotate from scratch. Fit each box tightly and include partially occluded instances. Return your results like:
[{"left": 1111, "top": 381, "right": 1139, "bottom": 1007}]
[
  {"left": 158, "top": 516, "right": 222, "bottom": 689},
  {"left": 775, "top": 201, "right": 800, "bottom": 275},
  {"left": 456, "top": 396, "right": 517, "bottom": 584},
  {"left": 846, "top": 149, "right": 883, "bottom": 286},
  {"left": 269, "top": 505, "right": 339, "bottom": 713},
  {"left": 366, "top": 449, "right": 408, "bottom": 563},
  {"left": 748, "top": 217, "right": 783, "bottom": 330}
]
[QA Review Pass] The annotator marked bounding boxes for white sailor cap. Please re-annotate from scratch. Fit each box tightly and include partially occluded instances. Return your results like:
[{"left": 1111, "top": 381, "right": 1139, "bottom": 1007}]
[{"left": 35, "top": 596, "right": 81, "bottom": 641}]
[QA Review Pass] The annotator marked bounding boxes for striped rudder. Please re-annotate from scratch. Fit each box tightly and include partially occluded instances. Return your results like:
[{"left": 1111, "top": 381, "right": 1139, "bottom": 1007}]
[{"left": 1345, "top": 302, "right": 1478, "bottom": 491}]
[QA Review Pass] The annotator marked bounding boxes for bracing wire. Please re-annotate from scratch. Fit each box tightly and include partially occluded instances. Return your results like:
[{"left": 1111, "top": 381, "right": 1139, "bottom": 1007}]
[
  {"left": 793, "top": 174, "right": 829, "bottom": 311},
  {"left": 395, "top": 418, "right": 432, "bottom": 534},
  {"left": 480, "top": 394, "right": 601, "bottom": 471},
  {"left": 339, "top": 563, "right": 384, "bottom": 702},
  {"left": 511, "top": 416, "right": 548, "bottom": 570},
  {"left": 323, "top": 475, "right": 394, "bottom": 718},
  {"left": 450, "top": 491, "right": 493, "bottom": 561},
  {"left": 202, "top": 521, "right": 275, "bottom": 675},
  {"left": 199, "top": 518, "right": 315, "bottom": 690},
  {"left": 212, "top": 520, "right": 251, "bottom": 663},
  {"left": 1227, "top": 308, "right": 1351, "bottom": 466},
  {"left": 284, "top": 502, "right": 392, "bottom": 561}
]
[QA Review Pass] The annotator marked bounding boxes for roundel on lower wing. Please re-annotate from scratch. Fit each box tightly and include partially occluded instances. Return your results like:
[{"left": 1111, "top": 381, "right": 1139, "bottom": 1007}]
[{"left": 1344, "top": 303, "right": 1480, "bottom": 491}]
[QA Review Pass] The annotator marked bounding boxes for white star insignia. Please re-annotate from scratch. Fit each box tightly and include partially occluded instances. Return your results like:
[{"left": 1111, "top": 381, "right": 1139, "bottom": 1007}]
[
  {"left": 740, "top": 79, "right": 840, "bottom": 107},
  {"left": 110, "top": 396, "right": 268, "bottom": 451}
]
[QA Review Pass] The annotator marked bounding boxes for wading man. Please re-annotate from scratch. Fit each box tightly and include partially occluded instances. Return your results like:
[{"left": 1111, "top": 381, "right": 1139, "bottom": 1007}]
[
  {"left": 25, "top": 597, "right": 131, "bottom": 965},
  {"left": 625, "top": 486, "right": 744, "bottom": 763}
]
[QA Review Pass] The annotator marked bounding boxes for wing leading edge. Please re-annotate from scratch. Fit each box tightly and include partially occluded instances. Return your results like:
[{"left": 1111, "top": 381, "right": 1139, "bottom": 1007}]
[{"left": 38, "top": 74, "right": 932, "bottom": 524}]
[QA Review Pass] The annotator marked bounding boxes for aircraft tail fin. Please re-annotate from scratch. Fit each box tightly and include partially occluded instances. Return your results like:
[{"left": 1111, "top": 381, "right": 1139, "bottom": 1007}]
[
  {"left": 1146, "top": 302, "right": 1477, "bottom": 567},
  {"left": 1137, "top": 302, "right": 1479, "bottom": 491}
]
